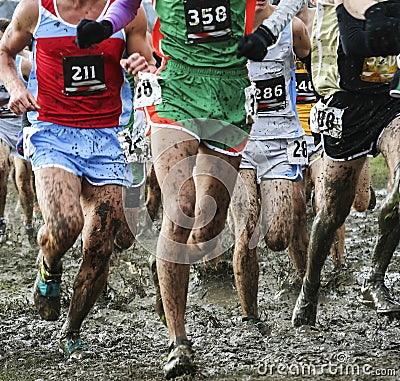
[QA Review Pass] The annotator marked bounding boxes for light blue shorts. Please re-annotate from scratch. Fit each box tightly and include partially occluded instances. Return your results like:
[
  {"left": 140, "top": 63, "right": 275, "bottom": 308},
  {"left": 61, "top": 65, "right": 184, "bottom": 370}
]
[
  {"left": 240, "top": 138, "right": 303, "bottom": 183},
  {"left": 26, "top": 122, "right": 132, "bottom": 186}
]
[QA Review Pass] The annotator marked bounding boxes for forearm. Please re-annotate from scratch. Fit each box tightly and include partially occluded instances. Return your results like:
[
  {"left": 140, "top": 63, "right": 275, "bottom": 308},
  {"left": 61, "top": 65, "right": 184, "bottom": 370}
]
[
  {"left": 337, "top": 2, "right": 400, "bottom": 57},
  {"left": 104, "top": 0, "right": 143, "bottom": 34},
  {"left": 262, "top": 0, "right": 306, "bottom": 37},
  {"left": 0, "top": 54, "right": 24, "bottom": 93}
]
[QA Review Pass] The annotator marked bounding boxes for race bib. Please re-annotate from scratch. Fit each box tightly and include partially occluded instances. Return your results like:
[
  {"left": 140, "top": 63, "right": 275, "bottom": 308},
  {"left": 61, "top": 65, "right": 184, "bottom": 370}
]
[
  {"left": 184, "top": 0, "right": 232, "bottom": 44},
  {"left": 134, "top": 72, "right": 162, "bottom": 109},
  {"left": 310, "top": 100, "right": 344, "bottom": 139},
  {"left": 244, "top": 83, "right": 258, "bottom": 124},
  {"left": 295, "top": 72, "right": 316, "bottom": 104},
  {"left": 255, "top": 76, "right": 286, "bottom": 114},
  {"left": 22, "top": 127, "right": 40, "bottom": 159},
  {"left": 360, "top": 56, "right": 396, "bottom": 83},
  {"left": 118, "top": 128, "right": 152, "bottom": 164},
  {"left": 62, "top": 55, "right": 106, "bottom": 96},
  {"left": 287, "top": 137, "right": 308, "bottom": 165}
]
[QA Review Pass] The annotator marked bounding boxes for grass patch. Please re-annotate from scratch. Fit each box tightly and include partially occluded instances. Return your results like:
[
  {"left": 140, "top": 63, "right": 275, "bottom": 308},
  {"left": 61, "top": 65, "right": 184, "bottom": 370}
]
[{"left": 370, "top": 155, "right": 388, "bottom": 189}]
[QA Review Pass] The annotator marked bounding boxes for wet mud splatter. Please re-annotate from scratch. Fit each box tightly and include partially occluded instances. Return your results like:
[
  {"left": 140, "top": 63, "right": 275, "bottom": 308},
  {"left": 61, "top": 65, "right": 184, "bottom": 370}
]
[{"left": 0, "top": 184, "right": 399, "bottom": 381}]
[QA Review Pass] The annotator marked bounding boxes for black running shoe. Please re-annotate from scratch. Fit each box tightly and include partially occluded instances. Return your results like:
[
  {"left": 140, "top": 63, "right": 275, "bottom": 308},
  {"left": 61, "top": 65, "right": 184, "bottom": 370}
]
[
  {"left": 361, "top": 280, "right": 400, "bottom": 316},
  {"left": 292, "top": 279, "right": 320, "bottom": 327},
  {"left": 164, "top": 340, "right": 196, "bottom": 379}
]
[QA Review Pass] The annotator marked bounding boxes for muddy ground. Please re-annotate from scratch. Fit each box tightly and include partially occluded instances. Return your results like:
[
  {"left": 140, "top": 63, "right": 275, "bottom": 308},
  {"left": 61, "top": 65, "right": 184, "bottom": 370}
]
[{"left": 0, "top": 173, "right": 399, "bottom": 381}]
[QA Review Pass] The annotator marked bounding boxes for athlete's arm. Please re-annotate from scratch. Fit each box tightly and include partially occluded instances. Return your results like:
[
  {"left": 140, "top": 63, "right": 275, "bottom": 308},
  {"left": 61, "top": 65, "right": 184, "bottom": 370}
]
[
  {"left": 123, "top": 7, "right": 156, "bottom": 77},
  {"left": 75, "top": 0, "right": 142, "bottom": 49},
  {"left": 263, "top": 0, "right": 307, "bottom": 37},
  {"left": 336, "top": 0, "right": 400, "bottom": 57},
  {"left": 0, "top": 0, "right": 40, "bottom": 114},
  {"left": 237, "top": 0, "right": 307, "bottom": 61},
  {"left": 292, "top": 17, "right": 311, "bottom": 60},
  {"left": 21, "top": 56, "right": 32, "bottom": 81}
]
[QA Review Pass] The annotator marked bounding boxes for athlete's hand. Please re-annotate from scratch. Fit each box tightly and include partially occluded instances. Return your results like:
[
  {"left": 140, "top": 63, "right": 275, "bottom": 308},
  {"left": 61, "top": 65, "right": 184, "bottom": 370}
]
[
  {"left": 75, "top": 19, "right": 113, "bottom": 49},
  {"left": 8, "top": 86, "right": 40, "bottom": 115},
  {"left": 121, "top": 53, "right": 151, "bottom": 76},
  {"left": 237, "top": 24, "right": 276, "bottom": 61},
  {"left": 364, "top": 2, "right": 400, "bottom": 55}
]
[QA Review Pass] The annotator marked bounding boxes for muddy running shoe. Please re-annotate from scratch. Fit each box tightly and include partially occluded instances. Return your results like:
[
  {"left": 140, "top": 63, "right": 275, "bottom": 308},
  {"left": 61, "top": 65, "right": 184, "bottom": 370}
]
[
  {"left": 33, "top": 204, "right": 42, "bottom": 221},
  {"left": 361, "top": 280, "right": 400, "bottom": 316},
  {"left": 164, "top": 340, "right": 196, "bottom": 379},
  {"left": 59, "top": 333, "right": 88, "bottom": 360},
  {"left": 25, "top": 223, "right": 37, "bottom": 247},
  {"left": 148, "top": 255, "right": 166, "bottom": 326},
  {"left": 242, "top": 316, "right": 260, "bottom": 324},
  {"left": 292, "top": 279, "right": 320, "bottom": 327},
  {"left": 0, "top": 217, "right": 7, "bottom": 244},
  {"left": 33, "top": 252, "right": 62, "bottom": 321}
]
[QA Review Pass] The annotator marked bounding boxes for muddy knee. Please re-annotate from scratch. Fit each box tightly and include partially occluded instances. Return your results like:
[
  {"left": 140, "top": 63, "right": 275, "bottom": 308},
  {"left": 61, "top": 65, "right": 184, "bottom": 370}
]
[{"left": 39, "top": 216, "right": 84, "bottom": 253}]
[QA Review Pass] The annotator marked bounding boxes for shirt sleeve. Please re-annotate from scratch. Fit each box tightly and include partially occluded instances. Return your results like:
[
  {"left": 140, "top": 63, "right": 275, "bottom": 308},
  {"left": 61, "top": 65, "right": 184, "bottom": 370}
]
[
  {"left": 262, "top": 0, "right": 306, "bottom": 37},
  {"left": 103, "top": 0, "right": 143, "bottom": 33}
]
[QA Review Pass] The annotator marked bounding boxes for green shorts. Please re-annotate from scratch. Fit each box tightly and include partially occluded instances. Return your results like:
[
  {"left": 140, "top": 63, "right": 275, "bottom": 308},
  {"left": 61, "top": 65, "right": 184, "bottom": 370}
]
[{"left": 146, "top": 60, "right": 251, "bottom": 155}]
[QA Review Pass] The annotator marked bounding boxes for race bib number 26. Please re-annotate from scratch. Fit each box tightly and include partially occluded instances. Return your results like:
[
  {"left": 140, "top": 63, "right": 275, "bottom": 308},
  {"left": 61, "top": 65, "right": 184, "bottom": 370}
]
[{"left": 287, "top": 137, "right": 308, "bottom": 165}]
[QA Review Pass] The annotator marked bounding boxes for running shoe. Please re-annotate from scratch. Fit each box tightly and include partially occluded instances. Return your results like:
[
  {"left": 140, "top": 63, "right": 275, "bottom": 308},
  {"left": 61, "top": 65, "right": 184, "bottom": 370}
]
[
  {"left": 242, "top": 316, "right": 260, "bottom": 324},
  {"left": 291, "top": 279, "right": 320, "bottom": 327},
  {"left": 59, "top": 333, "right": 88, "bottom": 360},
  {"left": 164, "top": 340, "right": 196, "bottom": 379},
  {"left": 25, "top": 223, "right": 37, "bottom": 247},
  {"left": 148, "top": 255, "right": 167, "bottom": 326},
  {"left": 33, "top": 204, "right": 42, "bottom": 221},
  {"left": 33, "top": 251, "right": 62, "bottom": 321},
  {"left": 361, "top": 280, "right": 400, "bottom": 316},
  {"left": 0, "top": 217, "right": 7, "bottom": 244}
]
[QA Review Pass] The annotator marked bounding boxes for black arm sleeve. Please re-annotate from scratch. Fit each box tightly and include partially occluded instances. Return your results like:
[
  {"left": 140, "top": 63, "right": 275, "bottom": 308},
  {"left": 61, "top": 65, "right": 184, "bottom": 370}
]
[
  {"left": 336, "top": 3, "right": 400, "bottom": 57},
  {"left": 298, "top": 52, "right": 312, "bottom": 78}
]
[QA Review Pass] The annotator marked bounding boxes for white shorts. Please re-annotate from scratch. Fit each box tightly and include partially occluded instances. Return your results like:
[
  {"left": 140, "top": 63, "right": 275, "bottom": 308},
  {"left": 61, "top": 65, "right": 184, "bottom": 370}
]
[{"left": 240, "top": 138, "right": 304, "bottom": 183}]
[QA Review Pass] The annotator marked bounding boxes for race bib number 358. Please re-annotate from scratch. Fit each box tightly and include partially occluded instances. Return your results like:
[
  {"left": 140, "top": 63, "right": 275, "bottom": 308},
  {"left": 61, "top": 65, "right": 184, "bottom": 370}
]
[{"left": 184, "top": 0, "right": 232, "bottom": 44}]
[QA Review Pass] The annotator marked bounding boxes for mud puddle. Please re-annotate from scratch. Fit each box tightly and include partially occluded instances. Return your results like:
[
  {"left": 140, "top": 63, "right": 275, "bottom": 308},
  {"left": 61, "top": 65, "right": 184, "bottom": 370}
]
[{"left": 0, "top": 185, "right": 399, "bottom": 381}]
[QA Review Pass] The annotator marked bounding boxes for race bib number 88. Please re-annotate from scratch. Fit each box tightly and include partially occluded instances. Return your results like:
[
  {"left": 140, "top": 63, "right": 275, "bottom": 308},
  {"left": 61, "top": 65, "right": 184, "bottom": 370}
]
[{"left": 310, "top": 100, "right": 344, "bottom": 139}]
